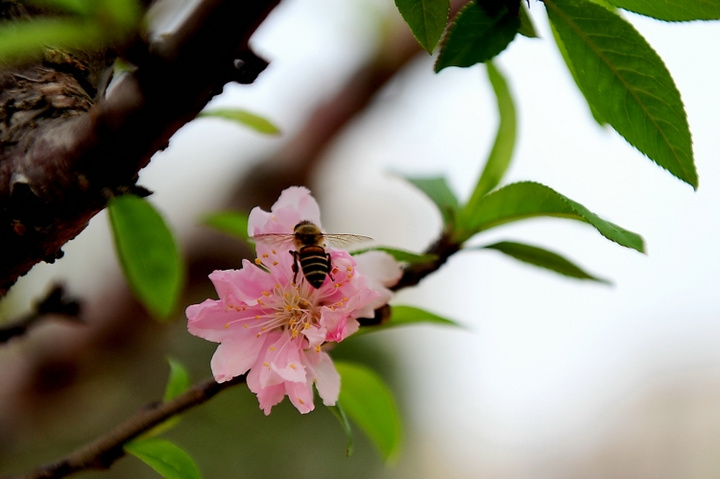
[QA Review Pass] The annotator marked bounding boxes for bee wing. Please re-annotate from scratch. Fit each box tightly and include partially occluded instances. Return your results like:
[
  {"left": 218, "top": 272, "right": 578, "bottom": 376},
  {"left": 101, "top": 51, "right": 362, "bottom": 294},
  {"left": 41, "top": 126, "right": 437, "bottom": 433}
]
[
  {"left": 251, "top": 233, "right": 296, "bottom": 248},
  {"left": 323, "top": 233, "right": 373, "bottom": 249}
]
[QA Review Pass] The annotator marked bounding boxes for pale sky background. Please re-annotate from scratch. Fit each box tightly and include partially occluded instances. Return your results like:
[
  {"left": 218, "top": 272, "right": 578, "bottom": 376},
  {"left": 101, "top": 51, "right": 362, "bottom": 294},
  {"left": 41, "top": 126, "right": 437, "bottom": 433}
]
[{"left": 11, "top": 0, "right": 720, "bottom": 477}]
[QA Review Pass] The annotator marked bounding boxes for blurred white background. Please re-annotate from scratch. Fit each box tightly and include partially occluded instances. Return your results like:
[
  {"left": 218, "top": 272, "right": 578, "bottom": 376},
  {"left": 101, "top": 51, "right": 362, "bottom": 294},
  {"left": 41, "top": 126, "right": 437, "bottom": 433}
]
[{"left": 8, "top": 0, "right": 720, "bottom": 477}]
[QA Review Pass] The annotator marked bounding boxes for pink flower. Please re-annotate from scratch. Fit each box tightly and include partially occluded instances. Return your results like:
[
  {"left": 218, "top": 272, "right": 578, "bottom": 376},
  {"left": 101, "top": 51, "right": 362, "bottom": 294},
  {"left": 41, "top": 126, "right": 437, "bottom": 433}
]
[{"left": 187, "top": 187, "right": 401, "bottom": 414}]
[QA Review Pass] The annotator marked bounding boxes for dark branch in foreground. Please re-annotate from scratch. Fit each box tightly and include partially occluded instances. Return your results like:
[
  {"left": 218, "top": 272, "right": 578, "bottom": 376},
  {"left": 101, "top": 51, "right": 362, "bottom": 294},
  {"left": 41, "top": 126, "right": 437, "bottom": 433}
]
[
  {"left": 8, "top": 375, "right": 246, "bottom": 479},
  {"left": 0, "top": 0, "right": 278, "bottom": 296},
  {"left": 0, "top": 284, "right": 81, "bottom": 343}
]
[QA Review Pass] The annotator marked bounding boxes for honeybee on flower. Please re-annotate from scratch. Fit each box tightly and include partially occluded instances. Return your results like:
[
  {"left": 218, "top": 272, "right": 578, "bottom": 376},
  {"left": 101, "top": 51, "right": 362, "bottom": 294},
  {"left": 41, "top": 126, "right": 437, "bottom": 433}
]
[{"left": 187, "top": 187, "right": 401, "bottom": 414}]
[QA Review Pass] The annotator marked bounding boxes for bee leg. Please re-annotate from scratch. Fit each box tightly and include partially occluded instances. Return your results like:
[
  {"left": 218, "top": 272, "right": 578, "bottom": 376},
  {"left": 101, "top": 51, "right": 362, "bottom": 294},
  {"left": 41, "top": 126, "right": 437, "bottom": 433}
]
[
  {"left": 290, "top": 250, "right": 300, "bottom": 285},
  {"left": 326, "top": 252, "right": 334, "bottom": 281}
]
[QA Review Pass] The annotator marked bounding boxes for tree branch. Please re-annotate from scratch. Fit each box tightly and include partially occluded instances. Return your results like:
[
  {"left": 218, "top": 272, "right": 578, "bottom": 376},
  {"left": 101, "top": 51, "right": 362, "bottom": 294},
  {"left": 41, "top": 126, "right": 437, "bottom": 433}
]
[
  {"left": 7, "top": 375, "right": 246, "bottom": 479},
  {"left": 0, "top": 283, "right": 81, "bottom": 343},
  {"left": 0, "top": 0, "right": 279, "bottom": 296}
]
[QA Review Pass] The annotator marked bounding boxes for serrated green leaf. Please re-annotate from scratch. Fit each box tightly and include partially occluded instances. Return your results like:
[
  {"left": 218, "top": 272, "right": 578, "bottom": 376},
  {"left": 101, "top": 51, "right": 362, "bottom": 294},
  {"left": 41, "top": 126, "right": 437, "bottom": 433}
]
[
  {"left": 108, "top": 195, "right": 183, "bottom": 320},
  {"left": 199, "top": 109, "right": 280, "bottom": 135},
  {"left": 203, "top": 211, "right": 250, "bottom": 243},
  {"left": 608, "top": 0, "right": 720, "bottom": 21},
  {"left": 164, "top": 358, "right": 191, "bottom": 402},
  {"left": 435, "top": 1, "right": 520, "bottom": 71},
  {"left": 328, "top": 404, "right": 354, "bottom": 457},
  {"left": 351, "top": 246, "right": 438, "bottom": 264},
  {"left": 467, "top": 61, "right": 517, "bottom": 203},
  {"left": 456, "top": 181, "right": 645, "bottom": 253},
  {"left": 548, "top": 21, "right": 607, "bottom": 125},
  {"left": 480, "top": 241, "right": 611, "bottom": 283},
  {"left": 402, "top": 175, "right": 460, "bottom": 228},
  {"left": 335, "top": 361, "right": 402, "bottom": 462},
  {"left": 545, "top": 0, "right": 697, "bottom": 188},
  {"left": 394, "top": 0, "right": 450, "bottom": 53},
  {"left": 518, "top": 1, "right": 538, "bottom": 38},
  {"left": 125, "top": 438, "right": 202, "bottom": 479}
]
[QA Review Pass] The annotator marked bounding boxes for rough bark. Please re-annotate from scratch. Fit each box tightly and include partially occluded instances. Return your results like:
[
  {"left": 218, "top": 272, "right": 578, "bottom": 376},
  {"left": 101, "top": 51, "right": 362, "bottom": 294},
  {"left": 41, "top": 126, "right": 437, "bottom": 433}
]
[{"left": 0, "top": 0, "right": 279, "bottom": 295}]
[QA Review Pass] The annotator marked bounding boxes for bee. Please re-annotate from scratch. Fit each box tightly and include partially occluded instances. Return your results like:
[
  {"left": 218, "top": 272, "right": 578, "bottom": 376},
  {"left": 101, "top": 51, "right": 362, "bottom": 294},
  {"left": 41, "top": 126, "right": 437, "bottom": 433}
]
[{"left": 252, "top": 220, "right": 371, "bottom": 289}]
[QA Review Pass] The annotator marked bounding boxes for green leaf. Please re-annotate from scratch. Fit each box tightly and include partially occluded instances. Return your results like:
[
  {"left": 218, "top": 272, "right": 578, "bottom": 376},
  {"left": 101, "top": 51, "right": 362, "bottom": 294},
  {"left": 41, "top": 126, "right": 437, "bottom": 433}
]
[
  {"left": 548, "top": 20, "right": 607, "bottom": 125},
  {"left": 608, "top": 0, "right": 720, "bottom": 21},
  {"left": 518, "top": 1, "right": 539, "bottom": 38},
  {"left": 108, "top": 194, "right": 183, "bottom": 320},
  {"left": 198, "top": 109, "right": 280, "bottom": 135},
  {"left": 125, "top": 438, "right": 202, "bottom": 479},
  {"left": 351, "top": 246, "right": 438, "bottom": 264},
  {"left": 394, "top": 0, "right": 450, "bottom": 53},
  {"left": 164, "top": 358, "right": 191, "bottom": 402},
  {"left": 29, "top": 0, "right": 94, "bottom": 15},
  {"left": 456, "top": 181, "right": 645, "bottom": 253},
  {"left": 545, "top": 0, "right": 697, "bottom": 188},
  {"left": 435, "top": 1, "right": 520, "bottom": 71},
  {"left": 385, "top": 305, "right": 461, "bottom": 328},
  {"left": 335, "top": 361, "right": 402, "bottom": 461},
  {"left": 0, "top": 19, "right": 104, "bottom": 63},
  {"left": 402, "top": 175, "right": 460, "bottom": 228},
  {"left": 480, "top": 241, "right": 611, "bottom": 283},
  {"left": 202, "top": 211, "right": 250, "bottom": 243},
  {"left": 328, "top": 404, "right": 354, "bottom": 457},
  {"left": 467, "top": 61, "right": 517, "bottom": 203}
]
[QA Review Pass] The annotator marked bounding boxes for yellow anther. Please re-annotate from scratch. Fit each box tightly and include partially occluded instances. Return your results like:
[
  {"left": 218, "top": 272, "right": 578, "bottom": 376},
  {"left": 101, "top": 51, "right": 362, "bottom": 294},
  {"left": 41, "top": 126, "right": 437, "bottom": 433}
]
[
  {"left": 262, "top": 291, "right": 270, "bottom": 297},
  {"left": 298, "top": 398, "right": 305, "bottom": 405},
  {"left": 262, "top": 253, "right": 269, "bottom": 258},
  {"left": 304, "top": 323, "right": 310, "bottom": 330},
  {"left": 243, "top": 324, "right": 248, "bottom": 329},
  {"left": 273, "top": 261, "right": 278, "bottom": 266},
  {"left": 224, "top": 323, "right": 230, "bottom": 329},
  {"left": 290, "top": 363, "right": 296, "bottom": 370},
  {"left": 269, "top": 346, "right": 275, "bottom": 351},
  {"left": 255, "top": 314, "right": 260, "bottom": 320},
  {"left": 254, "top": 258, "right": 262, "bottom": 265}
]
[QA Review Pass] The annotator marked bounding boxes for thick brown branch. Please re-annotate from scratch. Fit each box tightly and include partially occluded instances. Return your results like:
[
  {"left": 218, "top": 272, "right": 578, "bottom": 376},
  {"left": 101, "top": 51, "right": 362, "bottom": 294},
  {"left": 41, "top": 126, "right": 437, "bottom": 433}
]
[
  {"left": 9, "top": 375, "right": 246, "bottom": 479},
  {"left": 0, "top": 0, "right": 279, "bottom": 296}
]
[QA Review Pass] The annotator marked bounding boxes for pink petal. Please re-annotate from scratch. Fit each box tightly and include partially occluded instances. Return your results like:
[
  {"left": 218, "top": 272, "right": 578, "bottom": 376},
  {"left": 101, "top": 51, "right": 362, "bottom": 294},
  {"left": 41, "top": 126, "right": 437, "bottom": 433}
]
[
  {"left": 285, "top": 380, "right": 315, "bottom": 414},
  {"left": 210, "top": 333, "right": 266, "bottom": 382},
  {"left": 354, "top": 250, "right": 402, "bottom": 288},
  {"left": 186, "top": 299, "right": 239, "bottom": 342},
  {"left": 247, "top": 368, "right": 286, "bottom": 415},
  {"left": 305, "top": 350, "right": 340, "bottom": 406},
  {"left": 209, "top": 261, "right": 276, "bottom": 305},
  {"left": 247, "top": 186, "right": 323, "bottom": 237},
  {"left": 273, "top": 186, "right": 321, "bottom": 226}
]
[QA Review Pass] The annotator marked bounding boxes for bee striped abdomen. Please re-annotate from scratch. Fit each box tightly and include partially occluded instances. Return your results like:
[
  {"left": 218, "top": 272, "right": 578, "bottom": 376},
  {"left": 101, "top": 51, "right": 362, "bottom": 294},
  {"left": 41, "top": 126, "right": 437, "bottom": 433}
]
[{"left": 294, "top": 246, "right": 332, "bottom": 289}]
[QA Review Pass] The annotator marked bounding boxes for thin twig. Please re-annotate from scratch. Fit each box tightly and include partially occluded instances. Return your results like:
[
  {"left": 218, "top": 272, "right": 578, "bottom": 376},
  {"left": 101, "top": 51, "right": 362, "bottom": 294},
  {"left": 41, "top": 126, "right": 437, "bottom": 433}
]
[
  {"left": 0, "top": 284, "right": 81, "bottom": 344},
  {"left": 8, "top": 375, "right": 246, "bottom": 479}
]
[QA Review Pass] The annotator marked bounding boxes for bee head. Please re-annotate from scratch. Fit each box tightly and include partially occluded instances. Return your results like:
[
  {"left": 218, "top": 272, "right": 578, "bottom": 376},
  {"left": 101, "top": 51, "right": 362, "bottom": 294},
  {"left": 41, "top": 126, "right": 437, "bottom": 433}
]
[{"left": 293, "top": 220, "right": 323, "bottom": 247}]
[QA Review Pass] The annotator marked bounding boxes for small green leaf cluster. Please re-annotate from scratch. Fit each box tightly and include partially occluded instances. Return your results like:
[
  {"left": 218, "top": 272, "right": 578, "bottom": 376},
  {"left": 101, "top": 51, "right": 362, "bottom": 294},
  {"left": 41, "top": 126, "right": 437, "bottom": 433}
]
[
  {"left": 394, "top": 0, "right": 720, "bottom": 188},
  {"left": 0, "top": 0, "right": 142, "bottom": 64},
  {"left": 402, "top": 62, "right": 645, "bottom": 283}
]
